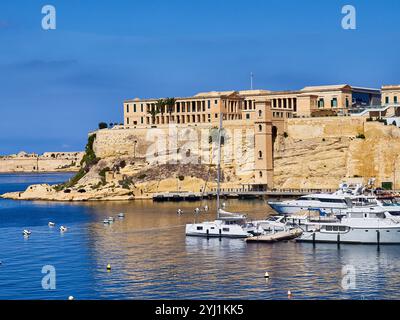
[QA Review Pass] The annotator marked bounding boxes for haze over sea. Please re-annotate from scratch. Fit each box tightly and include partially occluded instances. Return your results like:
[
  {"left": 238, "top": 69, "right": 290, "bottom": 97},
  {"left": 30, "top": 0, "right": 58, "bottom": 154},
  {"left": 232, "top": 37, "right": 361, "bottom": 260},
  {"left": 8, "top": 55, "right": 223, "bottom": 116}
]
[{"left": 0, "top": 173, "right": 400, "bottom": 300}]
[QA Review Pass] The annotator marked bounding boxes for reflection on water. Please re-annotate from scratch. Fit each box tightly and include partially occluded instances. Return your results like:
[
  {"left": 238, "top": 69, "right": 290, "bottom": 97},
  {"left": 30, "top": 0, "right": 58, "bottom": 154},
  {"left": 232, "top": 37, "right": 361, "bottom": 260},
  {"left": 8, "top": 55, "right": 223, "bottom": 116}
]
[{"left": 1, "top": 174, "right": 400, "bottom": 299}]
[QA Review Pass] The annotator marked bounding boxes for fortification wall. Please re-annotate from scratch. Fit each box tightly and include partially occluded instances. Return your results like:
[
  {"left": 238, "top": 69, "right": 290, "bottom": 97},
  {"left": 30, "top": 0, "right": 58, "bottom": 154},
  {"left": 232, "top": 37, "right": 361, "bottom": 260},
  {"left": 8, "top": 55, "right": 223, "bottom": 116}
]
[{"left": 0, "top": 152, "right": 83, "bottom": 173}]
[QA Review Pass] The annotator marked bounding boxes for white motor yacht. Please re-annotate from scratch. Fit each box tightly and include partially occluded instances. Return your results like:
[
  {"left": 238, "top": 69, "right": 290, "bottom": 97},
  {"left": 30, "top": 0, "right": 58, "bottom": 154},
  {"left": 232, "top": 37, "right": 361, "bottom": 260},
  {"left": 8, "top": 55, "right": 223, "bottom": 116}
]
[{"left": 288, "top": 207, "right": 400, "bottom": 244}]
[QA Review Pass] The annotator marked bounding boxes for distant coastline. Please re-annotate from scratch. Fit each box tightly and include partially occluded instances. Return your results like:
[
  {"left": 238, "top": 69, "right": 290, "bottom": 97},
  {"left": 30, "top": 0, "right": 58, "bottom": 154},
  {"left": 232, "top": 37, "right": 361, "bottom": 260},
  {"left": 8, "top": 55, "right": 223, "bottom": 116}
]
[{"left": 0, "top": 151, "right": 84, "bottom": 173}]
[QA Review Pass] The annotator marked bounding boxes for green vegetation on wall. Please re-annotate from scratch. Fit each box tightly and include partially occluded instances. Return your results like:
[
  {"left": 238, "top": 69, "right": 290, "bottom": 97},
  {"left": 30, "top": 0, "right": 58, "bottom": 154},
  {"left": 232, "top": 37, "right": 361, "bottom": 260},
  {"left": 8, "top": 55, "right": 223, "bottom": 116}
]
[{"left": 55, "top": 134, "right": 98, "bottom": 191}]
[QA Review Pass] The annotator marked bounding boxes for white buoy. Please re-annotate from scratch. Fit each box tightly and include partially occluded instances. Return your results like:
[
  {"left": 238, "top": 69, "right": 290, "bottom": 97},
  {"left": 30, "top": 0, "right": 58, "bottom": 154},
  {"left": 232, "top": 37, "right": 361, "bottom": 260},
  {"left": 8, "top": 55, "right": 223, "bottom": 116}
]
[
  {"left": 288, "top": 290, "right": 292, "bottom": 298},
  {"left": 68, "top": 296, "right": 74, "bottom": 300},
  {"left": 204, "top": 205, "right": 209, "bottom": 211},
  {"left": 194, "top": 208, "right": 200, "bottom": 214},
  {"left": 23, "top": 230, "right": 31, "bottom": 236},
  {"left": 60, "top": 226, "right": 67, "bottom": 232},
  {"left": 48, "top": 222, "right": 55, "bottom": 227},
  {"left": 118, "top": 213, "right": 125, "bottom": 218},
  {"left": 264, "top": 271, "right": 269, "bottom": 278}
]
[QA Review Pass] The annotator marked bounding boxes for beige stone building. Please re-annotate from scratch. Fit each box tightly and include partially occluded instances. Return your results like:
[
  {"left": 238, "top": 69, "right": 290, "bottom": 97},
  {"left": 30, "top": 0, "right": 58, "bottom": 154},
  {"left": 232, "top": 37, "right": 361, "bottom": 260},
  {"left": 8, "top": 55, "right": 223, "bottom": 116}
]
[
  {"left": 124, "top": 84, "right": 380, "bottom": 127},
  {"left": 122, "top": 84, "right": 382, "bottom": 190},
  {"left": 382, "top": 85, "right": 400, "bottom": 105}
]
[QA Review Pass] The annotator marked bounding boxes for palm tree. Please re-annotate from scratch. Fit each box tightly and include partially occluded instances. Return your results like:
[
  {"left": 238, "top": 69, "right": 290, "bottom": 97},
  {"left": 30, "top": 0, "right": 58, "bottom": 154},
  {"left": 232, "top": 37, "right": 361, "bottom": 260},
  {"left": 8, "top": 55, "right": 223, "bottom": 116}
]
[
  {"left": 156, "top": 99, "right": 166, "bottom": 115},
  {"left": 165, "top": 97, "right": 176, "bottom": 121},
  {"left": 147, "top": 103, "right": 160, "bottom": 124}
]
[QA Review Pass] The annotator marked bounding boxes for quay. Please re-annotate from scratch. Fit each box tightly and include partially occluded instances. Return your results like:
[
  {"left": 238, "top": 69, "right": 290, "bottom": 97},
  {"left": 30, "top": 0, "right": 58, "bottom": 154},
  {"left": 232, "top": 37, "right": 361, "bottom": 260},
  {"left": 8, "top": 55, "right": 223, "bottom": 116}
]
[{"left": 152, "top": 188, "right": 336, "bottom": 202}]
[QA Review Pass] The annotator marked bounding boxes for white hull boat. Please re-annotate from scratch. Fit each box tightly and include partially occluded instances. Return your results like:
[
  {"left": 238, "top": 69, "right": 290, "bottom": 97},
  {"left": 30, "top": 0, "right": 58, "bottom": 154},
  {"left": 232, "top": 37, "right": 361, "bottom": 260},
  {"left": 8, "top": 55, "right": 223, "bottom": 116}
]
[{"left": 291, "top": 208, "right": 400, "bottom": 244}]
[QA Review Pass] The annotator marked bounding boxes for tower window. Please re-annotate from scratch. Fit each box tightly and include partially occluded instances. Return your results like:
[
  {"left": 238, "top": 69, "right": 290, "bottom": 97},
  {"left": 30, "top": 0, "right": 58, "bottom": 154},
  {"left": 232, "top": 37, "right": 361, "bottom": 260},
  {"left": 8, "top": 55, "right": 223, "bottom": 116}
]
[
  {"left": 258, "top": 150, "right": 263, "bottom": 158},
  {"left": 258, "top": 124, "right": 262, "bottom": 132},
  {"left": 258, "top": 110, "right": 262, "bottom": 117},
  {"left": 259, "top": 171, "right": 263, "bottom": 178}
]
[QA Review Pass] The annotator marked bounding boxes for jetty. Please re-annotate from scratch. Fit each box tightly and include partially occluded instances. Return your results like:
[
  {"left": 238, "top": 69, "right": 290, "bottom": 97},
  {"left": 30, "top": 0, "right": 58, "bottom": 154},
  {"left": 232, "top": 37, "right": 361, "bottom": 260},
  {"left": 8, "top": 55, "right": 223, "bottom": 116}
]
[
  {"left": 246, "top": 229, "right": 303, "bottom": 243},
  {"left": 152, "top": 188, "right": 335, "bottom": 202}
]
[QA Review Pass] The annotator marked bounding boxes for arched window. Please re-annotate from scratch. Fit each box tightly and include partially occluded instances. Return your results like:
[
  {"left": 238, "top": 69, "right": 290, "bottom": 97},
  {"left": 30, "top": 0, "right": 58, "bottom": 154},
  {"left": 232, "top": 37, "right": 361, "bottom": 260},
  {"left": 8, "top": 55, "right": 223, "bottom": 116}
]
[
  {"left": 259, "top": 150, "right": 263, "bottom": 158},
  {"left": 258, "top": 124, "right": 262, "bottom": 132},
  {"left": 258, "top": 110, "right": 262, "bottom": 117},
  {"left": 259, "top": 171, "right": 263, "bottom": 178}
]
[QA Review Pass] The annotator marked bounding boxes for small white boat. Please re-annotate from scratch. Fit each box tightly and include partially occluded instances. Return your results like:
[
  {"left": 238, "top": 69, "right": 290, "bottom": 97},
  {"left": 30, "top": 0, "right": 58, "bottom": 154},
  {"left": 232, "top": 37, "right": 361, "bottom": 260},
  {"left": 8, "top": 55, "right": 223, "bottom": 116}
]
[
  {"left": 60, "top": 226, "right": 67, "bottom": 232},
  {"left": 103, "top": 219, "right": 110, "bottom": 224},
  {"left": 177, "top": 209, "right": 183, "bottom": 215},
  {"left": 194, "top": 208, "right": 200, "bottom": 214},
  {"left": 204, "top": 205, "right": 209, "bottom": 211},
  {"left": 48, "top": 222, "right": 56, "bottom": 227},
  {"left": 117, "top": 213, "right": 125, "bottom": 218},
  {"left": 23, "top": 230, "right": 31, "bottom": 236}
]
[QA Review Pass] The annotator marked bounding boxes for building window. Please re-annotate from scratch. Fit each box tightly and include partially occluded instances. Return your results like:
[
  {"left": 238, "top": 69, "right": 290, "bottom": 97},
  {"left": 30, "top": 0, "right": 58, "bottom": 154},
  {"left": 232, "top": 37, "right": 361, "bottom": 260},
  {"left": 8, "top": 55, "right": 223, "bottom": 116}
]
[
  {"left": 134, "top": 104, "right": 137, "bottom": 112},
  {"left": 346, "top": 98, "right": 349, "bottom": 108},
  {"left": 258, "top": 151, "right": 263, "bottom": 158},
  {"left": 141, "top": 117, "right": 143, "bottom": 124},
  {"left": 246, "top": 113, "right": 250, "bottom": 119},
  {"left": 258, "top": 110, "right": 262, "bottom": 117},
  {"left": 127, "top": 117, "right": 130, "bottom": 125},
  {"left": 318, "top": 99, "right": 324, "bottom": 108},
  {"left": 331, "top": 98, "right": 337, "bottom": 108},
  {"left": 215, "top": 100, "right": 218, "bottom": 105},
  {"left": 141, "top": 104, "right": 143, "bottom": 112},
  {"left": 208, "top": 100, "right": 211, "bottom": 109},
  {"left": 259, "top": 171, "right": 263, "bottom": 178},
  {"left": 395, "top": 96, "right": 398, "bottom": 104},
  {"left": 258, "top": 124, "right": 262, "bottom": 132},
  {"left": 126, "top": 104, "right": 129, "bottom": 113},
  {"left": 386, "top": 96, "right": 389, "bottom": 104}
]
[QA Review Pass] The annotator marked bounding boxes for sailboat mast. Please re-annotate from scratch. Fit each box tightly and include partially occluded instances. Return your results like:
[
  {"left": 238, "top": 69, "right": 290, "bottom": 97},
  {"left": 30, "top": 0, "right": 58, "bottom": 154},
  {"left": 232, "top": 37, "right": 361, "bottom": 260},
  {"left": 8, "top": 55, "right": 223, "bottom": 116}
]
[{"left": 216, "top": 111, "right": 223, "bottom": 219}]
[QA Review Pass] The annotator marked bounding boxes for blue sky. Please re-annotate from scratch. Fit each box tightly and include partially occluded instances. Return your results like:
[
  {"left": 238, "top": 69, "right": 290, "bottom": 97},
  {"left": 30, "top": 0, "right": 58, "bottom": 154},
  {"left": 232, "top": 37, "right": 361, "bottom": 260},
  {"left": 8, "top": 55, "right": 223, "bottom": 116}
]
[{"left": 0, "top": 0, "right": 399, "bottom": 154}]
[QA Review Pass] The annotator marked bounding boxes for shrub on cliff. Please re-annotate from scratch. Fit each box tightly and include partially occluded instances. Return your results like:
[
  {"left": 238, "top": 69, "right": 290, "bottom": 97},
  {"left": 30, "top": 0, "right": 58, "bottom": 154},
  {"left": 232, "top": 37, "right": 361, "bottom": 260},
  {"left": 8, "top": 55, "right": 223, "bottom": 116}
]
[
  {"left": 99, "top": 167, "right": 110, "bottom": 177},
  {"left": 98, "top": 122, "right": 108, "bottom": 129},
  {"left": 56, "top": 135, "right": 99, "bottom": 190}
]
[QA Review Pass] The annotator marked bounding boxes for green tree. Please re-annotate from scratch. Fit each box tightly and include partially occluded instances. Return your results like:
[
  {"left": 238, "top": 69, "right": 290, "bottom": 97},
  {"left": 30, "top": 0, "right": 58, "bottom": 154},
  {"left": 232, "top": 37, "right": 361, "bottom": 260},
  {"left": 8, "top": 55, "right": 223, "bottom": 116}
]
[
  {"left": 147, "top": 104, "right": 160, "bottom": 124},
  {"left": 156, "top": 99, "right": 166, "bottom": 115},
  {"left": 98, "top": 122, "right": 108, "bottom": 129},
  {"left": 165, "top": 97, "right": 176, "bottom": 119}
]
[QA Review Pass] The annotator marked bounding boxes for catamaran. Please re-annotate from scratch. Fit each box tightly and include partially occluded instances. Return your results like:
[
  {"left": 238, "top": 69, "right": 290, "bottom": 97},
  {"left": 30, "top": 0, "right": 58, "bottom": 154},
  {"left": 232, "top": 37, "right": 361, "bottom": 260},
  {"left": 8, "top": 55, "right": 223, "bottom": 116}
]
[{"left": 185, "top": 113, "right": 254, "bottom": 238}]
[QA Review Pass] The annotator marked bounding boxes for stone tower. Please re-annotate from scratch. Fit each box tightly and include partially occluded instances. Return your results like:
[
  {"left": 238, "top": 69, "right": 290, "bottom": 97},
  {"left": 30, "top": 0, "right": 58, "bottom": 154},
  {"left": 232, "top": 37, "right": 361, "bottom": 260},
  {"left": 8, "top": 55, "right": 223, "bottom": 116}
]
[{"left": 254, "top": 99, "right": 274, "bottom": 190}]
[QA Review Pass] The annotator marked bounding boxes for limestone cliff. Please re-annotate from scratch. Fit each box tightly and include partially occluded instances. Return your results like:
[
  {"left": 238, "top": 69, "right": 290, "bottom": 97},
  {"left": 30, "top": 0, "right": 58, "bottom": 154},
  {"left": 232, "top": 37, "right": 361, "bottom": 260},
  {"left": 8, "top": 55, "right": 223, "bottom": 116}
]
[
  {"left": 3, "top": 118, "right": 400, "bottom": 201},
  {"left": 274, "top": 119, "right": 400, "bottom": 189}
]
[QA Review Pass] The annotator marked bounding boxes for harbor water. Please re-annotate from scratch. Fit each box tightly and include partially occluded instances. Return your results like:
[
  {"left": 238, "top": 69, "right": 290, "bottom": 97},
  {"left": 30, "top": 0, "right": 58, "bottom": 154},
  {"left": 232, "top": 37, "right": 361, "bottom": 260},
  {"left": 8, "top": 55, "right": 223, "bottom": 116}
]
[{"left": 1, "top": 173, "right": 400, "bottom": 300}]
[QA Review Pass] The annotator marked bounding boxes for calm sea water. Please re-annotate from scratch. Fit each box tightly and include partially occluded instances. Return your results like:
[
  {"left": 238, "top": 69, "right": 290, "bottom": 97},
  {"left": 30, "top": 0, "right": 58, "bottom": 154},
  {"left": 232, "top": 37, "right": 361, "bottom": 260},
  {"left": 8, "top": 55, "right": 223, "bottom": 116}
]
[{"left": 1, "top": 173, "right": 400, "bottom": 300}]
